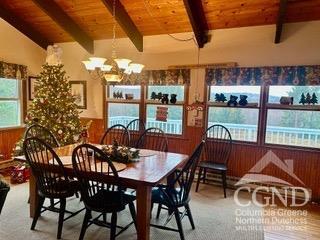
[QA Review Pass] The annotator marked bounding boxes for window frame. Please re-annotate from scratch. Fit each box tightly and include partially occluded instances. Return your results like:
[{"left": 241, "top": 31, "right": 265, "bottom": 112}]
[
  {"left": 206, "top": 85, "right": 263, "bottom": 144},
  {"left": 206, "top": 84, "right": 320, "bottom": 151},
  {"left": 105, "top": 84, "right": 143, "bottom": 130},
  {"left": 104, "top": 83, "right": 189, "bottom": 138},
  {"left": 0, "top": 78, "right": 23, "bottom": 129},
  {"left": 145, "top": 84, "right": 188, "bottom": 137}
]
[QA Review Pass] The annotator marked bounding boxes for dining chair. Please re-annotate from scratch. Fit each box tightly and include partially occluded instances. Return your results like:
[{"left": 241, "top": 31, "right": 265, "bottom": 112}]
[
  {"left": 72, "top": 144, "right": 137, "bottom": 240},
  {"left": 100, "top": 124, "right": 130, "bottom": 146},
  {"left": 135, "top": 127, "right": 168, "bottom": 152},
  {"left": 151, "top": 141, "right": 205, "bottom": 240},
  {"left": 126, "top": 119, "right": 146, "bottom": 148},
  {"left": 25, "top": 124, "right": 60, "bottom": 148},
  {"left": 195, "top": 124, "right": 232, "bottom": 198},
  {"left": 23, "top": 137, "right": 83, "bottom": 239},
  {"left": 0, "top": 179, "right": 10, "bottom": 215}
]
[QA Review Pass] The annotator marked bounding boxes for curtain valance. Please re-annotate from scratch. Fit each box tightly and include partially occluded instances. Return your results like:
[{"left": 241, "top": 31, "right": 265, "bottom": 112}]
[
  {"left": 0, "top": 61, "right": 28, "bottom": 81},
  {"left": 205, "top": 65, "right": 320, "bottom": 86},
  {"left": 116, "top": 69, "right": 191, "bottom": 85}
]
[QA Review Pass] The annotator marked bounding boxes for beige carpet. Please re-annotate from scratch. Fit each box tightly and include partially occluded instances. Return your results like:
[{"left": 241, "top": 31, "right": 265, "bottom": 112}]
[{"left": 0, "top": 183, "right": 264, "bottom": 240}]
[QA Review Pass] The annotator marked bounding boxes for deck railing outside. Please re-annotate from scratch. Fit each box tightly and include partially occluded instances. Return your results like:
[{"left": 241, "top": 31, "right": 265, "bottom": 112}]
[{"left": 109, "top": 116, "right": 320, "bottom": 148}]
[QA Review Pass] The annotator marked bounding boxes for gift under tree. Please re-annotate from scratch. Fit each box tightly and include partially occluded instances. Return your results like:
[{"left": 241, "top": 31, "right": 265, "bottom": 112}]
[{"left": 13, "top": 45, "right": 81, "bottom": 156}]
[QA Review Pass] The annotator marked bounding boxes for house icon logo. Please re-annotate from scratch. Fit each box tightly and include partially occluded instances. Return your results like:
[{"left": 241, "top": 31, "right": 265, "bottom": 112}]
[{"left": 235, "top": 150, "right": 305, "bottom": 187}]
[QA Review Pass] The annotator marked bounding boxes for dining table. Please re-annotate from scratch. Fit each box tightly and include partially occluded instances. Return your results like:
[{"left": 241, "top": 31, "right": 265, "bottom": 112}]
[{"left": 14, "top": 143, "right": 189, "bottom": 240}]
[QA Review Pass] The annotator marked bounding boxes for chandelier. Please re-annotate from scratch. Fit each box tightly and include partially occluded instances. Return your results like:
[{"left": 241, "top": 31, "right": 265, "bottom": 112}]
[{"left": 82, "top": 0, "right": 144, "bottom": 83}]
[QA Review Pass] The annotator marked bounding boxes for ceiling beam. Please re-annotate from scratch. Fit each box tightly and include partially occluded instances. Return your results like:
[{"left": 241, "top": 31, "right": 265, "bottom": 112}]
[
  {"left": 101, "top": 0, "right": 143, "bottom": 52},
  {"left": 31, "top": 0, "right": 94, "bottom": 54},
  {"left": 0, "top": 5, "right": 51, "bottom": 50},
  {"left": 275, "top": 0, "right": 288, "bottom": 44},
  {"left": 183, "top": 0, "right": 209, "bottom": 48}
]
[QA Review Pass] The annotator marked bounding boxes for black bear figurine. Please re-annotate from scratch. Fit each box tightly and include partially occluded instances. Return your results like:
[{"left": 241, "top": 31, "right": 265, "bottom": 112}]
[
  {"left": 239, "top": 95, "right": 248, "bottom": 106},
  {"left": 227, "top": 95, "right": 238, "bottom": 107},
  {"left": 151, "top": 92, "right": 157, "bottom": 100},
  {"left": 157, "top": 92, "right": 163, "bottom": 101},
  {"left": 170, "top": 94, "right": 177, "bottom": 104},
  {"left": 161, "top": 94, "right": 169, "bottom": 104}
]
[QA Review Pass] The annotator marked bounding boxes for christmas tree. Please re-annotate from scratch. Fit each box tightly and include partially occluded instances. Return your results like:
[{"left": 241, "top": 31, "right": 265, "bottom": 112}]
[
  {"left": 306, "top": 93, "right": 312, "bottom": 105},
  {"left": 311, "top": 93, "right": 318, "bottom": 105},
  {"left": 299, "top": 93, "right": 306, "bottom": 105},
  {"left": 25, "top": 64, "right": 81, "bottom": 145}
]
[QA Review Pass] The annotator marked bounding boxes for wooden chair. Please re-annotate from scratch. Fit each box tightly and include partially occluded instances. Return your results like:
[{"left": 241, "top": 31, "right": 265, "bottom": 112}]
[
  {"left": 24, "top": 124, "right": 60, "bottom": 148},
  {"left": 195, "top": 124, "right": 232, "bottom": 198},
  {"left": 135, "top": 127, "right": 168, "bottom": 152},
  {"left": 100, "top": 124, "right": 130, "bottom": 146},
  {"left": 151, "top": 141, "right": 205, "bottom": 240},
  {"left": 0, "top": 179, "right": 10, "bottom": 215},
  {"left": 23, "top": 137, "right": 82, "bottom": 239},
  {"left": 72, "top": 144, "right": 137, "bottom": 240},
  {"left": 126, "top": 119, "right": 145, "bottom": 148}
]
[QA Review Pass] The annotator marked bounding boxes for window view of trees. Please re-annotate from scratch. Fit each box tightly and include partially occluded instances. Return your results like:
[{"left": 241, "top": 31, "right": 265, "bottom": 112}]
[{"left": 0, "top": 78, "right": 20, "bottom": 128}]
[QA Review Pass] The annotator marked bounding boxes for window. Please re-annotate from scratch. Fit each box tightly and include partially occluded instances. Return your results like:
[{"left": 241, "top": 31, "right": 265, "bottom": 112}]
[
  {"left": 146, "top": 85, "right": 185, "bottom": 135},
  {"left": 266, "top": 86, "right": 320, "bottom": 148},
  {"left": 0, "top": 78, "right": 22, "bottom": 128},
  {"left": 207, "top": 86, "right": 261, "bottom": 142},
  {"left": 107, "top": 85, "right": 141, "bottom": 127}
]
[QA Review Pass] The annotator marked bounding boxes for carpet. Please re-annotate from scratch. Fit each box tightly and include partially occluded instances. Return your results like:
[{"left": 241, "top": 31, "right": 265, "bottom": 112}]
[{"left": 0, "top": 183, "right": 264, "bottom": 240}]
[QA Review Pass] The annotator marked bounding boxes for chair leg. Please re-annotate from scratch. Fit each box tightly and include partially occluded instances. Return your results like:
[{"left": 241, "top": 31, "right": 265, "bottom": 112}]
[
  {"left": 185, "top": 203, "right": 195, "bottom": 229},
  {"left": 195, "top": 167, "right": 203, "bottom": 192},
  {"left": 31, "top": 196, "right": 45, "bottom": 230},
  {"left": 103, "top": 213, "right": 107, "bottom": 223},
  {"left": 128, "top": 202, "right": 137, "bottom": 230},
  {"left": 49, "top": 198, "right": 55, "bottom": 209},
  {"left": 203, "top": 169, "right": 207, "bottom": 184},
  {"left": 79, "top": 209, "right": 91, "bottom": 240},
  {"left": 110, "top": 212, "right": 117, "bottom": 240},
  {"left": 156, "top": 204, "right": 162, "bottom": 219},
  {"left": 222, "top": 171, "right": 227, "bottom": 198},
  {"left": 57, "top": 198, "right": 66, "bottom": 239},
  {"left": 174, "top": 208, "right": 185, "bottom": 240}
]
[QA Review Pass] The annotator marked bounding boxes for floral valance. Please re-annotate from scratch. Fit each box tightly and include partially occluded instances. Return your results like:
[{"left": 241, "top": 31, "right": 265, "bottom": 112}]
[
  {"left": 114, "top": 69, "right": 191, "bottom": 85},
  {"left": 0, "top": 61, "right": 28, "bottom": 81},
  {"left": 205, "top": 65, "right": 320, "bottom": 86}
]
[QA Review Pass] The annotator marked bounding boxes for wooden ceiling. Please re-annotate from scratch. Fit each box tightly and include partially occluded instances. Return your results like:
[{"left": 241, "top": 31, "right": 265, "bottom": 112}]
[{"left": 1, "top": 0, "right": 320, "bottom": 52}]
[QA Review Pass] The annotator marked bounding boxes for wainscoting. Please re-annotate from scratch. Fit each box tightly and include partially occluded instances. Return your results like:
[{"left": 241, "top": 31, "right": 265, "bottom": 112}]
[
  {"left": 1, "top": 118, "right": 319, "bottom": 201},
  {"left": 0, "top": 127, "right": 25, "bottom": 160}
]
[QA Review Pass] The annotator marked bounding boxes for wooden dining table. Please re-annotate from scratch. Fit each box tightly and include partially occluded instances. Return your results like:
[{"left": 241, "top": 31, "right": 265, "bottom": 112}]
[{"left": 15, "top": 143, "right": 189, "bottom": 240}]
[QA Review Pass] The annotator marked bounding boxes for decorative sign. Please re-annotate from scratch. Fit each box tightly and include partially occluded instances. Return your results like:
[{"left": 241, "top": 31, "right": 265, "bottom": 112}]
[
  {"left": 186, "top": 102, "right": 205, "bottom": 127},
  {"left": 156, "top": 106, "right": 168, "bottom": 122}
]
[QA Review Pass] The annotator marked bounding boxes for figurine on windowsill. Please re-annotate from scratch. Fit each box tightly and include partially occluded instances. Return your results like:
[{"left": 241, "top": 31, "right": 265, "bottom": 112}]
[
  {"left": 161, "top": 94, "right": 169, "bottom": 104},
  {"left": 170, "top": 94, "right": 177, "bottom": 104},
  {"left": 311, "top": 93, "right": 318, "bottom": 105},
  {"left": 215, "top": 93, "right": 227, "bottom": 102},
  {"left": 239, "top": 95, "right": 248, "bottom": 106},
  {"left": 227, "top": 95, "right": 238, "bottom": 107}
]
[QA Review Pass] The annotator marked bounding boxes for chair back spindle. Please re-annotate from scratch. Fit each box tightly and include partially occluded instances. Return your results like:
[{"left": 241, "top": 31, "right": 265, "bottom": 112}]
[
  {"left": 25, "top": 124, "right": 60, "bottom": 148},
  {"left": 23, "top": 137, "right": 68, "bottom": 198},
  {"left": 100, "top": 124, "right": 130, "bottom": 146},
  {"left": 126, "top": 119, "right": 146, "bottom": 148},
  {"left": 72, "top": 144, "right": 122, "bottom": 206},
  {"left": 203, "top": 124, "right": 232, "bottom": 165},
  {"left": 166, "top": 141, "right": 204, "bottom": 205},
  {"left": 136, "top": 127, "right": 168, "bottom": 152}
]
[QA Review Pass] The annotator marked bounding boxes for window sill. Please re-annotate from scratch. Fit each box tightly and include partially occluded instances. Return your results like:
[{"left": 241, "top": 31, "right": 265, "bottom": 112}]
[{"left": 0, "top": 125, "right": 25, "bottom": 132}]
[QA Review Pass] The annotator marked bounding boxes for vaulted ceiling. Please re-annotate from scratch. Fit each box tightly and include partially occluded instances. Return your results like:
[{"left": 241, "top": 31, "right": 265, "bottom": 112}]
[{"left": 1, "top": 0, "right": 320, "bottom": 53}]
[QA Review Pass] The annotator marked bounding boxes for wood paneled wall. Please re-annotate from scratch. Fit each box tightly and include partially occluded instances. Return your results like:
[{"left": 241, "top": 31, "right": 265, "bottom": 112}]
[
  {"left": 85, "top": 118, "right": 320, "bottom": 200},
  {"left": 2, "top": 118, "right": 319, "bottom": 201},
  {"left": 0, "top": 127, "right": 25, "bottom": 160}
]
